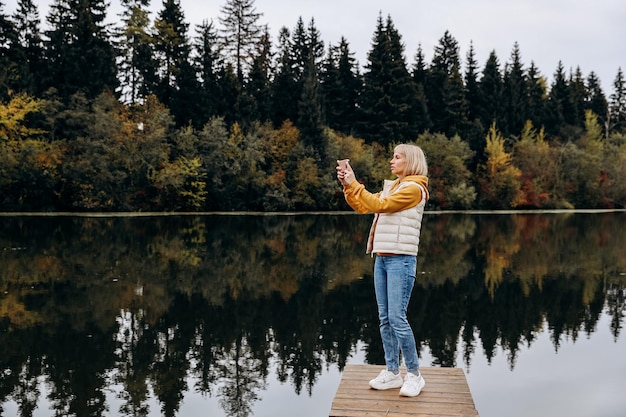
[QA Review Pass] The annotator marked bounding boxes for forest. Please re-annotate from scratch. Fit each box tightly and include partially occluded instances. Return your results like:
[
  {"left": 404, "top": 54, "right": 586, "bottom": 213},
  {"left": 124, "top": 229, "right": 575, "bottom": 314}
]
[{"left": 1, "top": 0, "right": 625, "bottom": 212}]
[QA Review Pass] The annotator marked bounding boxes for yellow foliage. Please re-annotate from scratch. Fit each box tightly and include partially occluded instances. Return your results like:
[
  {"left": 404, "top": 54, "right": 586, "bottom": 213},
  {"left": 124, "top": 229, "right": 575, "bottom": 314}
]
[
  {"left": 264, "top": 120, "right": 299, "bottom": 169},
  {"left": 485, "top": 123, "right": 513, "bottom": 175},
  {"left": 0, "top": 93, "right": 46, "bottom": 142}
]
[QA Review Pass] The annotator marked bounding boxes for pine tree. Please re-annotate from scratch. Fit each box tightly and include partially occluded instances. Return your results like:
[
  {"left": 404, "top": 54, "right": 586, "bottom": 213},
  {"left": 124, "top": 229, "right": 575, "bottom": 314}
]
[
  {"left": 568, "top": 66, "right": 586, "bottom": 128},
  {"left": 298, "top": 52, "right": 324, "bottom": 159},
  {"left": 608, "top": 67, "right": 626, "bottom": 133},
  {"left": 43, "top": 0, "right": 118, "bottom": 100},
  {"left": 245, "top": 28, "right": 272, "bottom": 123},
  {"left": 425, "top": 30, "right": 467, "bottom": 138},
  {"left": 463, "top": 42, "right": 485, "bottom": 163},
  {"left": 0, "top": 1, "right": 19, "bottom": 99},
  {"left": 117, "top": 0, "right": 155, "bottom": 104},
  {"left": 464, "top": 42, "right": 481, "bottom": 123},
  {"left": 270, "top": 26, "right": 298, "bottom": 126},
  {"left": 218, "top": 0, "right": 264, "bottom": 83},
  {"left": 320, "top": 37, "right": 361, "bottom": 134},
  {"left": 410, "top": 44, "right": 431, "bottom": 133},
  {"left": 170, "top": 57, "right": 201, "bottom": 127},
  {"left": 10, "top": 0, "right": 45, "bottom": 95},
  {"left": 585, "top": 71, "right": 608, "bottom": 133},
  {"left": 478, "top": 50, "right": 503, "bottom": 131},
  {"left": 357, "top": 14, "right": 417, "bottom": 146},
  {"left": 546, "top": 61, "right": 573, "bottom": 137},
  {"left": 502, "top": 42, "right": 528, "bottom": 136},
  {"left": 152, "top": 0, "right": 190, "bottom": 107},
  {"left": 193, "top": 19, "right": 221, "bottom": 126},
  {"left": 525, "top": 62, "right": 547, "bottom": 130}
]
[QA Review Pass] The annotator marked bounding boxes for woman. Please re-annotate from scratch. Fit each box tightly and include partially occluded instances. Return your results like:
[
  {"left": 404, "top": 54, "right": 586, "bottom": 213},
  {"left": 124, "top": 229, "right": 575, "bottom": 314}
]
[{"left": 337, "top": 144, "right": 429, "bottom": 397}]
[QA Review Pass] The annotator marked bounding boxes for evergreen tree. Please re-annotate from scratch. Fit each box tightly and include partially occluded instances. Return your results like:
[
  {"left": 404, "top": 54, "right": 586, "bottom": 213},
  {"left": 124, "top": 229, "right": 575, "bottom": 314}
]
[
  {"left": 425, "top": 30, "right": 467, "bottom": 138},
  {"left": 216, "top": 62, "right": 239, "bottom": 126},
  {"left": 546, "top": 61, "right": 574, "bottom": 137},
  {"left": 463, "top": 42, "right": 485, "bottom": 163},
  {"left": 218, "top": 0, "right": 264, "bottom": 83},
  {"left": 152, "top": 0, "right": 190, "bottom": 108},
  {"left": 0, "top": 1, "right": 19, "bottom": 99},
  {"left": 245, "top": 29, "right": 272, "bottom": 124},
  {"left": 10, "top": 0, "right": 45, "bottom": 95},
  {"left": 410, "top": 44, "right": 431, "bottom": 133},
  {"left": 320, "top": 37, "right": 361, "bottom": 134},
  {"left": 43, "top": 0, "right": 118, "bottom": 100},
  {"left": 319, "top": 43, "right": 339, "bottom": 126},
  {"left": 357, "top": 14, "right": 417, "bottom": 146},
  {"left": 290, "top": 16, "right": 308, "bottom": 81},
  {"left": 525, "top": 61, "right": 547, "bottom": 130},
  {"left": 478, "top": 50, "right": 503, "bottom": 131},
  {"left": 170, "top": 57, "right": 201, "bottom": 127},
  {"left": 270, "top": 26, "right": 298, "bottom": 126},
  {"left": 502, "top": 42, "right": 528, "bottom": 136},
  {"left": 298, "top": 52, "right": 325, "bottom": 160},
  {"left": 193, "top": 19, "right": 221, "bottom": 126},
  {"left": 117, "top": 0, "right": 155, "bottom": 104},
  {"left": 568, "top": 66, "right": 586, "bottom": 128},
  {"left": 464, "top": 42, "right": 481, "bottom": 123},
  {"left": 608, "top": 67, "right": 626, "bottom": 133},
  {"left": 585, "top": 71, "right": 608, "bottom": 134}
]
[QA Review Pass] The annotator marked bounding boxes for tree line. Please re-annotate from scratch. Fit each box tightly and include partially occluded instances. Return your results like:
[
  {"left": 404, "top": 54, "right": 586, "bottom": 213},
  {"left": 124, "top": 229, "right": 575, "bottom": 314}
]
[{"left": 1, "top": 0, "right": 625, "bottom": 211}]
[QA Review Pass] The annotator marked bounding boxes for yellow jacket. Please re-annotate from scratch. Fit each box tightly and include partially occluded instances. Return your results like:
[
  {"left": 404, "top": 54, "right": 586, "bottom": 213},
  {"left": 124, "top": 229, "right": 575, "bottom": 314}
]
[
  {"left": 343, "top": 175, "right": 429, "bottom": 214},
  {"left": 344, "top": 175, "right": 429, "bottom": 255}
]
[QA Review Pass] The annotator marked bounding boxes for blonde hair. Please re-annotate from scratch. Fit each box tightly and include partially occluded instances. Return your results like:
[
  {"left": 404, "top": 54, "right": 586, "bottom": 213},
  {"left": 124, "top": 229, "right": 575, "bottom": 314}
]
[{"left": 395, "top": 144, "right": 428, "bottom": 176}]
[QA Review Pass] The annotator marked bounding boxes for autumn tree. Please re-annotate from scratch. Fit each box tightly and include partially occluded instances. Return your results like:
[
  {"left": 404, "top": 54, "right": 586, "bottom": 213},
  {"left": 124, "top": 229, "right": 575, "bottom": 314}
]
[
  {"left": 477, "top": 123, "right": 522, "bottom": 208},
  {"left": 415, "top": 133, "right": 476, "bottom": 209},
  {"left": 513, "top": 120, "right": 556, "bottom": 208},
  {"left": 0, "top": 93, "right": 62, "bottom": 209}
]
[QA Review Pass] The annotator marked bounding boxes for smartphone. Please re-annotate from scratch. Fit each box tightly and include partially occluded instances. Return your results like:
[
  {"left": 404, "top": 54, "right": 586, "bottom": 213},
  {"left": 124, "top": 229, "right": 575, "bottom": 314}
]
[{"left": 337, "top": 159, "right": 350, "bottom": 171}]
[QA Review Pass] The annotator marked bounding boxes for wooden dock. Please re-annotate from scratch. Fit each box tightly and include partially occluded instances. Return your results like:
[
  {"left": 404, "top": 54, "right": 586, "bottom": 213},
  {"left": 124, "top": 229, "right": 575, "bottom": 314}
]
[{"left": 329, "top": 364, "right": 480, "bottom": 417}]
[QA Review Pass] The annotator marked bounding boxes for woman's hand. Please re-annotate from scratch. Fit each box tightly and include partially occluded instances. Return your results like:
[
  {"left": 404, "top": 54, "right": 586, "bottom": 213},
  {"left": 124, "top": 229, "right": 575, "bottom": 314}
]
[{"left": 337, "top": 161, "right": 355, "bottom": 186}]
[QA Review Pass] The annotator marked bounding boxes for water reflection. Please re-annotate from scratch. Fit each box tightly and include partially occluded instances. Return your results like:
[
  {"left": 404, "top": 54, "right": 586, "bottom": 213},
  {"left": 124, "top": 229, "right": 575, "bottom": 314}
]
[{"left": 1, "top": 212, "right": 624, "bottom": 416}]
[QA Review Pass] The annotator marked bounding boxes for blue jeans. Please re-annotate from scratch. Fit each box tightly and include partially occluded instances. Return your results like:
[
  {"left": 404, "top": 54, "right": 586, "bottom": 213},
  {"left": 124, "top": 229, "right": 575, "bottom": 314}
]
[{"left": 374, "top": 254, "right": 419, "bottom": 373}]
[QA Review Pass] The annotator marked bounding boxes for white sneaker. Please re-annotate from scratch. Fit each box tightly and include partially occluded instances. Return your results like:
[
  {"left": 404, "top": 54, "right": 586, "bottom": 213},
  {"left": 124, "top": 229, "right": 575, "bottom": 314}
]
[
  {"left": 399, "top": 373, "right": 426, "bottom": 397},
  {"left": 369, "top": 369, "right": 404, "bottom": 390}
]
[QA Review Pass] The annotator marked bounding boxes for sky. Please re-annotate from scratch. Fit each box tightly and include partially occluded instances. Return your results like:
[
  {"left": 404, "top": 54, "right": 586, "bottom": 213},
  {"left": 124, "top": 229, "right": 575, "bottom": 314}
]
[{"left": 3, "top": 0, "right": 625, "bottom": 94}]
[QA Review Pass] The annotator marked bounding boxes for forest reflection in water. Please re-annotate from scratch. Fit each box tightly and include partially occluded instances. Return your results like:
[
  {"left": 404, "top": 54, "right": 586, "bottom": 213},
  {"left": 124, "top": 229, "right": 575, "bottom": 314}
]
[{"left": 0, "top": 212, "right": 625, "bottom": 417}]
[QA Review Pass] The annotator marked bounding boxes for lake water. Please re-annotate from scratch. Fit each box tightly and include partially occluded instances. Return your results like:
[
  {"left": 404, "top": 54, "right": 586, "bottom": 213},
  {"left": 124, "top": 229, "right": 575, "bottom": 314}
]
[{"left": 1, "top": 212, "right": 625, "bottom": 417}]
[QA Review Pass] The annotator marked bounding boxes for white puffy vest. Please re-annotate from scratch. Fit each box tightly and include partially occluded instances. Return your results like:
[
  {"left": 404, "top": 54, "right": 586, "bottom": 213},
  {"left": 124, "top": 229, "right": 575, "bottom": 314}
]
[{"left": 367, "top": 180, "right": 427, "bottom": 256}]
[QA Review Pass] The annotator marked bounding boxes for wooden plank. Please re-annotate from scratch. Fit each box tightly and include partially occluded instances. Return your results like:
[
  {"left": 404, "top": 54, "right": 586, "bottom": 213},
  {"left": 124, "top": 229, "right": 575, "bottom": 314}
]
[{"left": 329, "top": 365, "right": 480, "bottom": 417}]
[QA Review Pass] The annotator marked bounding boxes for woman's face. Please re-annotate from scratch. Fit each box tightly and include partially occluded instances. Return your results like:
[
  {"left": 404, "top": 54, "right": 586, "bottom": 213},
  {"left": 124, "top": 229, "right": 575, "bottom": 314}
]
[{"left": 390, "top": 151, "right": 407, "bottom": 177}]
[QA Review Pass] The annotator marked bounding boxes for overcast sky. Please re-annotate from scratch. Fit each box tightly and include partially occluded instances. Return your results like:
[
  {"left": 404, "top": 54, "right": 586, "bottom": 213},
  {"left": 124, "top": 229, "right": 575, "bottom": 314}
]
[{"left": 4, "top": 0, "right": 625, "bottom": 93}]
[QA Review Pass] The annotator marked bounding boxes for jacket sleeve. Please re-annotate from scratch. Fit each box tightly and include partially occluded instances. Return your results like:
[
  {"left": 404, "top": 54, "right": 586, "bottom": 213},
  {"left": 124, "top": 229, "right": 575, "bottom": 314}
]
[{"left": 343, "top": 181, "right": 423, "bottom": 214}]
